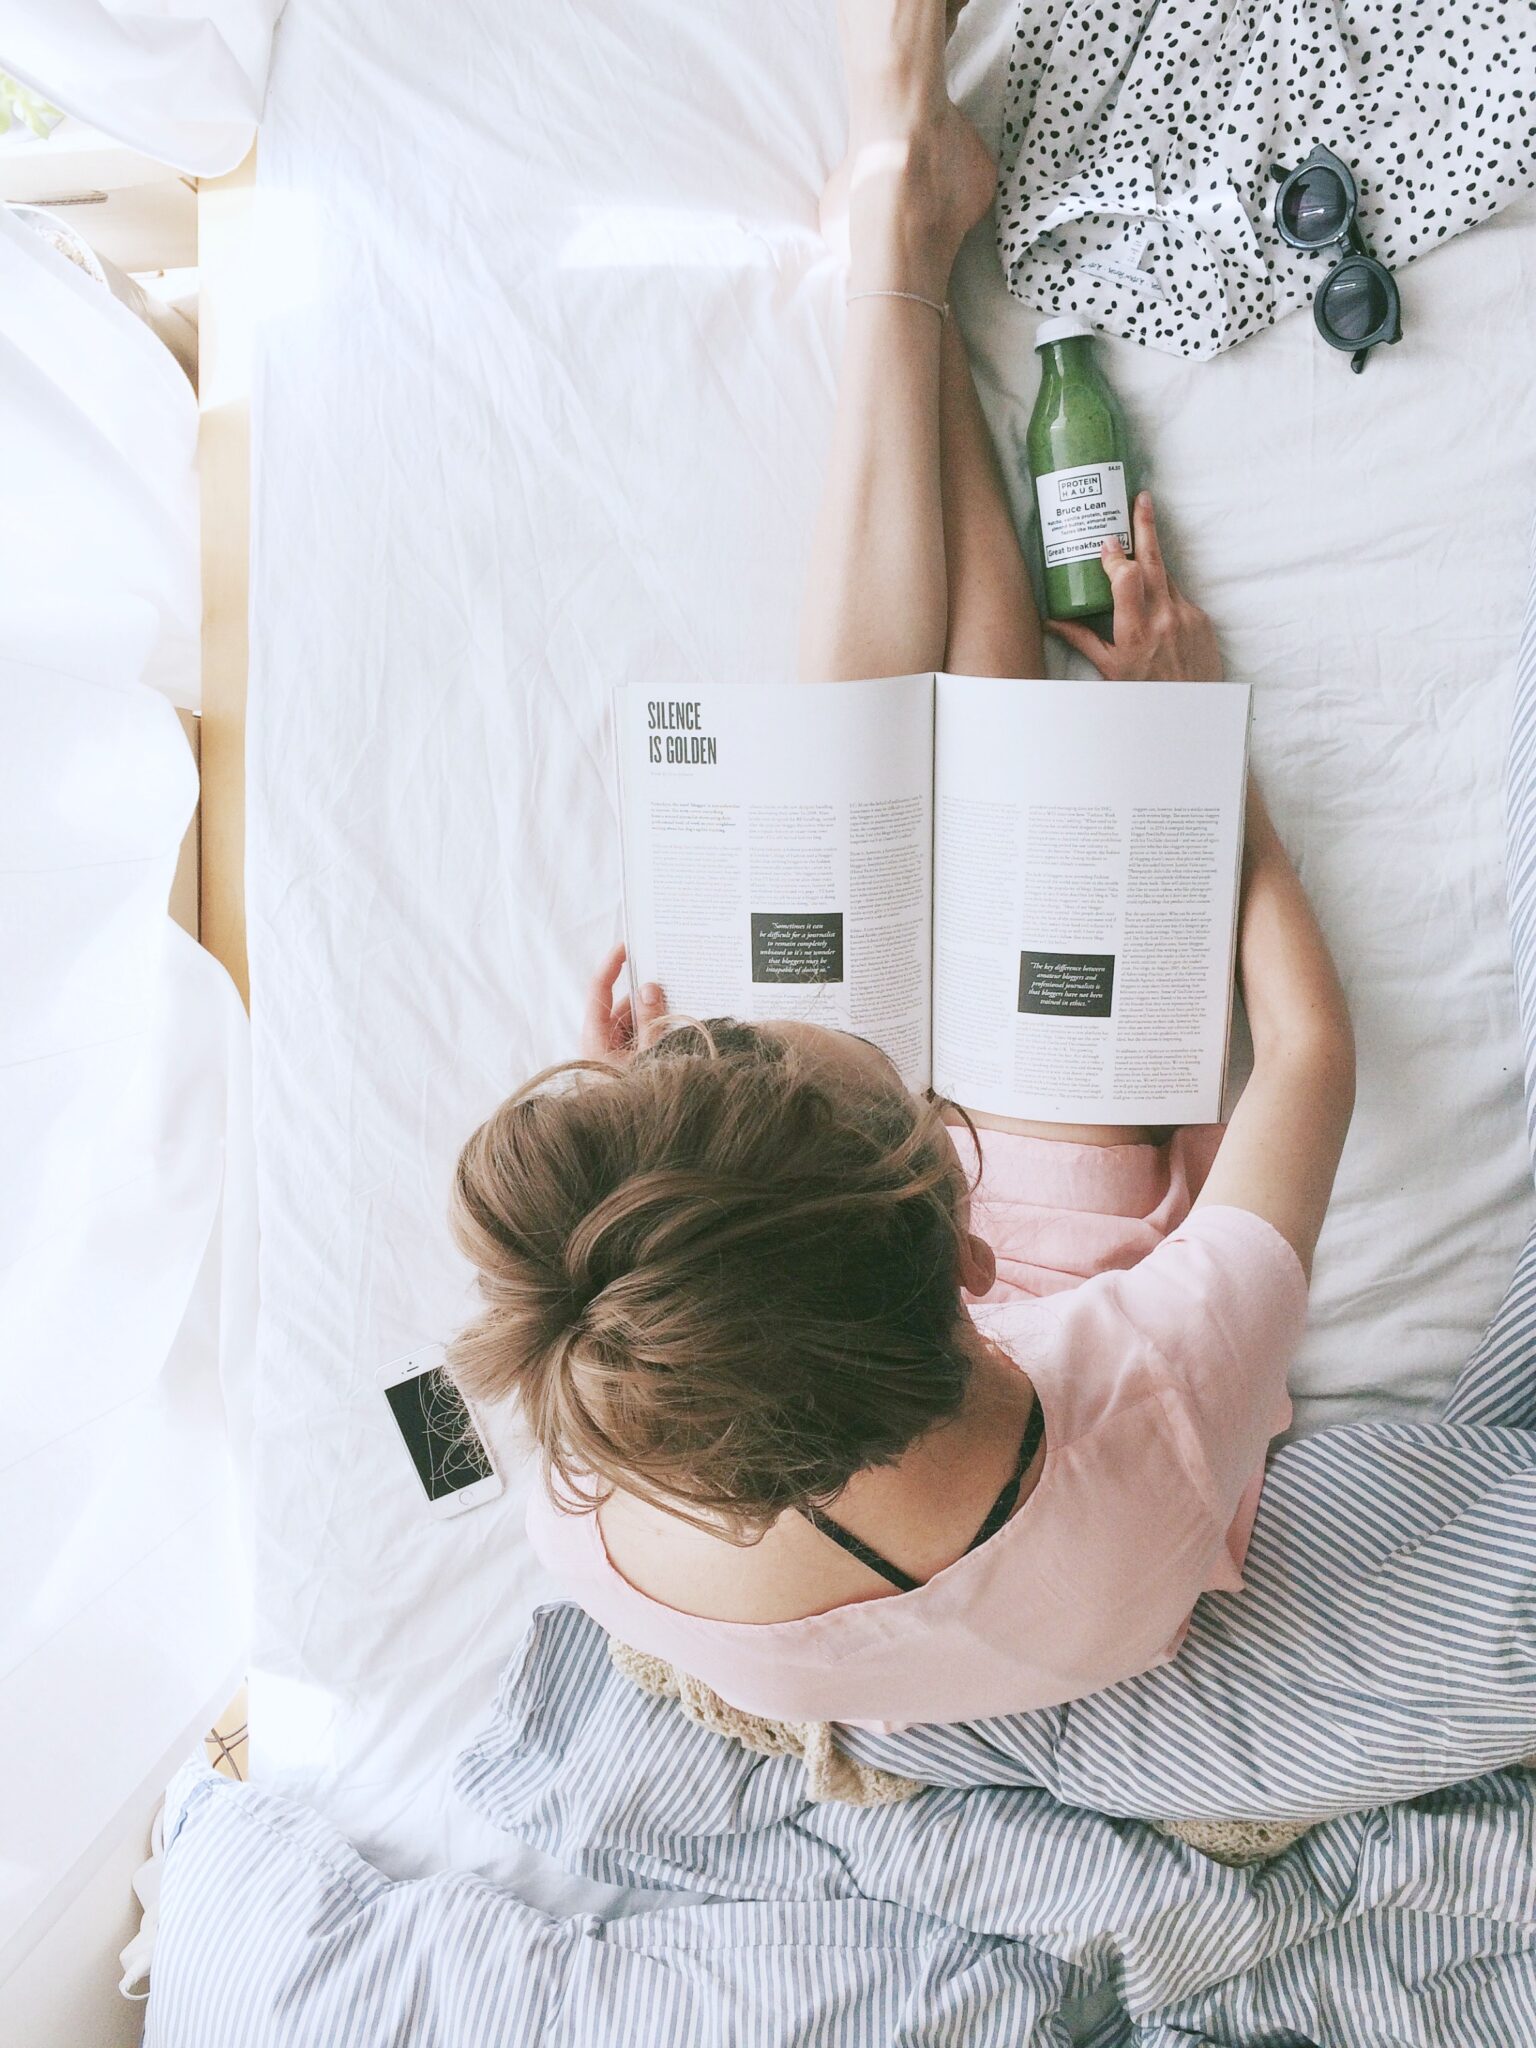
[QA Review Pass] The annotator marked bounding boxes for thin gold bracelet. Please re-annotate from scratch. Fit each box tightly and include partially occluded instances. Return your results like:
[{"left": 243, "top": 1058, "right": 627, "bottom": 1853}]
[{"left": 845, "top": 288, "right": 950, "bottom": 320}]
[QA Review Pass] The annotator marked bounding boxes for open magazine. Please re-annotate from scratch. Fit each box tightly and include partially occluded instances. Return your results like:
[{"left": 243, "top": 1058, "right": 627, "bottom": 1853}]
[{"left": 614, "top": 674, "right": 1250, "bottom": 1125}]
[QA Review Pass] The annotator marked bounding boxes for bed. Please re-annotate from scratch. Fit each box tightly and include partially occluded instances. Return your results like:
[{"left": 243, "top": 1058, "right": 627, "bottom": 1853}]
[{"left": 239, "top": 0, "right": 1536, "bottom": 1915}]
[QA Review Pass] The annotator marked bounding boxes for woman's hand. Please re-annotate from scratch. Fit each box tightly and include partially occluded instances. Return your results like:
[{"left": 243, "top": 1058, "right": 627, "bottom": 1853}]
[
  {"left": 1046, "top": 492, "right": 1223, "bottom": 683},
  {"left": 580, "top": 943, "right": 668, "bottom": 1064}
]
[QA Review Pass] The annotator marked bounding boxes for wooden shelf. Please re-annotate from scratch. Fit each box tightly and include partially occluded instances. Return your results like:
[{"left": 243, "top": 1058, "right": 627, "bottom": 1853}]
[{"left": 0, "top": 123, "right": 195, "bottom": 272}]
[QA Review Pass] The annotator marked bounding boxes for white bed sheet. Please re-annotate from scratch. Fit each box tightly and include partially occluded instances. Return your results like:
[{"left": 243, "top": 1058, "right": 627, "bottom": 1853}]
[{"left": 246, "top": 0, "right": 1536, "bottom": 1888}]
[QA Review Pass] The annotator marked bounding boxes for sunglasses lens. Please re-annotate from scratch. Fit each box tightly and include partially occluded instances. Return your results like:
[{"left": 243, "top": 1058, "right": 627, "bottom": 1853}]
[
  {"left": 1281, "top": 167, "right": 1348, "bottom": 244},
  {"left": 1318, "top": 262, "right": 1392, "bottom": 342}
]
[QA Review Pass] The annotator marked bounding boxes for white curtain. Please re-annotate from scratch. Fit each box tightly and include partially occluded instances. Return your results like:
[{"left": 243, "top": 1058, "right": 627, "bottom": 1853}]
[
  {"left": 0, "top": 0, "right": 280, "bottom": 174},
  {"left": 0, "top": 204, "right": 257, "bottom": 2041}
]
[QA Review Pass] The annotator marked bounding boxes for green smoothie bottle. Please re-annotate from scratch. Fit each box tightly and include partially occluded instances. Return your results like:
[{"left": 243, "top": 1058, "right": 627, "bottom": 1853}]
[{"left": 1026, "top": 316, "right": 1133, "bottom": 622}]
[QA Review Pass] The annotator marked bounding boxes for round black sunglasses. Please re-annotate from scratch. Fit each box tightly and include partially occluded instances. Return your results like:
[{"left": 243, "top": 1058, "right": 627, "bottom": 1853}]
[{"left": 1270, "top": 145, "right": 1403, "bottom": 374}]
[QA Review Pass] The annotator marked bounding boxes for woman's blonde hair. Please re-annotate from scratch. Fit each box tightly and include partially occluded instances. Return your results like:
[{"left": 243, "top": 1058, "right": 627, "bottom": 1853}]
[{"left": 447, "top": 1020, "right": 975, "bottom": 1535}]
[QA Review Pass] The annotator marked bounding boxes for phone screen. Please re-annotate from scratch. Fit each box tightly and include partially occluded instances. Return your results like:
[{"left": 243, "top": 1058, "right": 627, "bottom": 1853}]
[{"left": 384, "top": 1366, "right": 495, "bottom": 1501}]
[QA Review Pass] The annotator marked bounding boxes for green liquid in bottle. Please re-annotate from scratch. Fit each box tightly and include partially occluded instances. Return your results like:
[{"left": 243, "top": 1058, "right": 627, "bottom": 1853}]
[{"left": 1025, "top": 316, "right": 1134, "bottom": 623}]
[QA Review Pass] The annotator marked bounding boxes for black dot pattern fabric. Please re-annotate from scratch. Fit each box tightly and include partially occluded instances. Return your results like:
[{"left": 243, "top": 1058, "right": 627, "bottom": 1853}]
[{"left": 994, "top": 0, "right": 1536, "bottom": 357}]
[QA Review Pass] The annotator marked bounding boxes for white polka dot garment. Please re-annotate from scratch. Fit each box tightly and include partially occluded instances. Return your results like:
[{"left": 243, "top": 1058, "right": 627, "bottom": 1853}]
[{"left": 994, "top": 0, "right": 1536, "bottom": 356}]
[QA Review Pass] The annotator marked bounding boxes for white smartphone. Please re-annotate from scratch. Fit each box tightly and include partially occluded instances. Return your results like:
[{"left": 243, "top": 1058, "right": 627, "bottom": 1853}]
[{"left": 382, "top": 1350, "right": 504, "bottom": 1519}]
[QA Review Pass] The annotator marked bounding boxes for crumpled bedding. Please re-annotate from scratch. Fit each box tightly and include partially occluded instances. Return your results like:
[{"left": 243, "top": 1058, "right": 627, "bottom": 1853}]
[
  {"left": 143, "top": 1596, "right": 1536, "bottom": 2046},
  {"left": 147, "top": 1760, "right": 1054, "bottom": 2048},
  {"left": 448, "top": 1602, "right": 1536, "bottom": 2046},
  {"left": 243, "top": 0, "right": 1536, "bottom": 1912}
]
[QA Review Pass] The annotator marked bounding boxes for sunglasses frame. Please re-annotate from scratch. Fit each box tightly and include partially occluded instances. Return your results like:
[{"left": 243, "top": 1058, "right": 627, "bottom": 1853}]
[{"left": 1270, "top": 145, "right": 1402, "bottom": 374}]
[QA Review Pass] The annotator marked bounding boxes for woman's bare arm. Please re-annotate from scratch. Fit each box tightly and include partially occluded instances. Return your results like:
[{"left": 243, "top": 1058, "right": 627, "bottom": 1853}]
[
  {"left": 1192, "top": 780, "right": 1354, "bottom": 1274},
  {"left": 974, "top": 497, "right": 1355, "bottom": 1265},
  {"left": 959, "top": 801, "right": 1354, "bottom": 1268}
]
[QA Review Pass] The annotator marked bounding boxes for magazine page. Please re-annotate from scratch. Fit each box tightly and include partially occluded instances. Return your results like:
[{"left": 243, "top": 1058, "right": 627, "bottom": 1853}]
[
  {"left": 931, "top": 675, "right": 1250, "bottom": 1124},
  {"left": 614, "top": 675, "right": 936, "bottom": 1090}
]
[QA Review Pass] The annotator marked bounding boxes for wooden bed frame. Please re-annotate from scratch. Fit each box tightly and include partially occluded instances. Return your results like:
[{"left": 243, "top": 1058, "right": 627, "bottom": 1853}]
[
  {"left": 196, "top": 149, "right": 254, "bottom": 1009},
  {"left": 191, "top": 154, "right": 258, "bottom": 1792}
]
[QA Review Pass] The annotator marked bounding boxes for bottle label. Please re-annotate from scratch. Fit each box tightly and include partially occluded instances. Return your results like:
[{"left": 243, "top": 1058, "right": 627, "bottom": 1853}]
[{"left": 1035, "top": 461, "right": 1132, "bottom": 569}]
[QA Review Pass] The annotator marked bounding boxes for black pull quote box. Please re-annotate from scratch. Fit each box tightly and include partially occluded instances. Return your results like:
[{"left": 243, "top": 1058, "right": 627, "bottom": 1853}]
[
  {"left": 750, "top": 912, "right": 846, "bottom": 984},
  {"left": 1018, "top": 950, "right": 1116, "bottom": 1019}
]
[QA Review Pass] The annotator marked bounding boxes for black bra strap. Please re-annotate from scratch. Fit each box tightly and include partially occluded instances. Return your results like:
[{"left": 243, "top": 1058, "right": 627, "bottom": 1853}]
[
  {"left": 967, "top": 1394, "right": 1045, "bottom": 1550},
  {"left": 800, "top": 1504, "right": 921, "bottom": 1592},
  {"left": 801, "top": 1394, "right": 1045, "bottom": 1594}
]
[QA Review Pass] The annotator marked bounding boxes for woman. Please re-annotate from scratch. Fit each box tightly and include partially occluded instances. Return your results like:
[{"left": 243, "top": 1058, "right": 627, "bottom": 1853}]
[{"left": 444, "top": 0, "right": 1362, "bottom": 1739}]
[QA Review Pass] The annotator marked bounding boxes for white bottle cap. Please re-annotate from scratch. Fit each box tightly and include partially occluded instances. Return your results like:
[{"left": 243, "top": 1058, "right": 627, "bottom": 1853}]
[{"left": 1033, "top": 314, "right": 1096, "bottom": 349}]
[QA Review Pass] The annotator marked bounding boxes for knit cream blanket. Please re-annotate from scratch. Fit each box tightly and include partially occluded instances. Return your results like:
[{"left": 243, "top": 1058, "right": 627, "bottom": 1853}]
[{"left": 608, "top": 1638, "right": 1315, "bottom": 1867}]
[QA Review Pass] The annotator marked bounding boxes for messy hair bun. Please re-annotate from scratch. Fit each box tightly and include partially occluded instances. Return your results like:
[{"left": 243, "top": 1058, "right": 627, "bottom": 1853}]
[{"left": 447, "top": 1020, "right": 974, "bottom": 1535}]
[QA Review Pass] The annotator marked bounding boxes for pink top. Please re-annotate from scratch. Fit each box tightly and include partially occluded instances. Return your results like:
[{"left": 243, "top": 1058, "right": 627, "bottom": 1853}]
[{"left": 527, "top": 1128, "right": 1308, "bottom": 1728}]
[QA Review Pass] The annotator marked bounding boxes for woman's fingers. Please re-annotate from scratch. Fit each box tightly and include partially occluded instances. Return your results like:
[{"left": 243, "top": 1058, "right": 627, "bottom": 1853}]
[
  {"left": 580, "top": 942, "right": 628, "bottom": 1055},
  {"left": 1044, "top": 616, "right": 1115, "bottom": 675},
  {"left": 1101, "top": 534, "right": 1147, "bottom": 618},
  {"left": 590, "top": 941, "right": 626, "bottom": 996},
  {"left": 612, "top": 981, "right": 668, "bottom": 1047},
  {"left": 581, "top": 943, "right": 667, "bottom": 1060},
  {"left": 633, "top": 978, "right": 669, "bottom": 1047},
  {"left": 1131, "top": 491, "right": 1167, "bottom": 590},
  {"left": 1101, "top": 535, "right": 1150, "bottom": 648}
]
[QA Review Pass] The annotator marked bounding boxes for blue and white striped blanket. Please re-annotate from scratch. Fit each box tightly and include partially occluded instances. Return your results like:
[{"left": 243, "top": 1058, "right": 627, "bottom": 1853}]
[
  {"left": 456, "top": 1601, "right": 1536, "bottom": 2039},
  {"left": 144, "top": 544, "right": 1536, "bottom": 2041},
  {"left": 148, "top": 1596, "right": 1536, "bottom": 2045}
]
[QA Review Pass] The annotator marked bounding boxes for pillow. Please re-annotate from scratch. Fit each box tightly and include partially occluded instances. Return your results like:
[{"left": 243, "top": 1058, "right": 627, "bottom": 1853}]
[
  {"left": 144, "top": 1760, "right": 1051, "bottom": 2048},
  {"left": 0, "top": 1, "right": 276, "bottom": 175}
]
